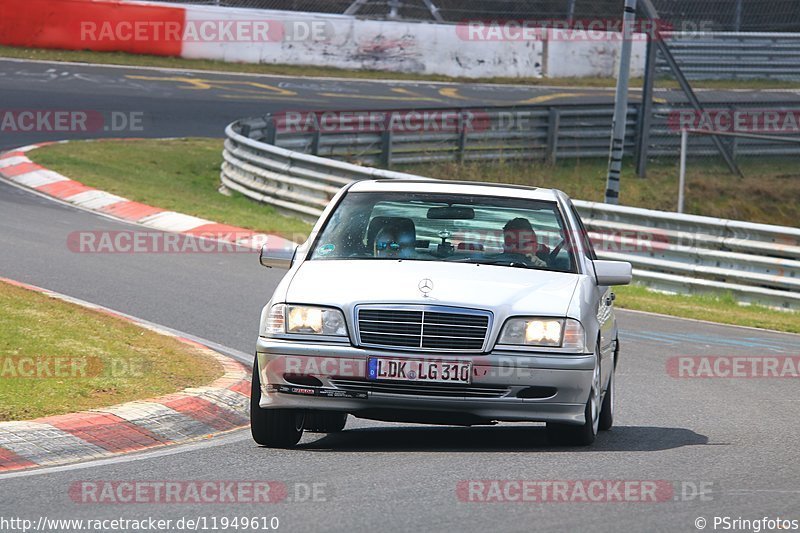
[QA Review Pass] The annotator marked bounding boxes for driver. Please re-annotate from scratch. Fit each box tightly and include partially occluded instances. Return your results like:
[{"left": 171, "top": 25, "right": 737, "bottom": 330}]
[{"left": 502, "top": 218, "right": 547, "bottom": 268}]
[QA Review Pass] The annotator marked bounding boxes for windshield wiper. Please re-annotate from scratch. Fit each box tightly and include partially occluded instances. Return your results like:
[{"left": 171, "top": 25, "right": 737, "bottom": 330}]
[{"left": 449, "top": 257, "right": 546, "bottom": 270}]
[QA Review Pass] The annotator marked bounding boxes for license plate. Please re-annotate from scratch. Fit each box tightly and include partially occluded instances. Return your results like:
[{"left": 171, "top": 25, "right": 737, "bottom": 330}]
[{"left": 367, "top": 358, "right": 471, "bottom": 384}]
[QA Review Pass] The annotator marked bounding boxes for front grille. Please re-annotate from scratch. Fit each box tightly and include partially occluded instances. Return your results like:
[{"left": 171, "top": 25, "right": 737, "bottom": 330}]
[
  {"left": 357, "top": 307, "right": 490, "bottom": 352},
  {"left": 330, "top": 379, "right": 510, "bottom": 399}
]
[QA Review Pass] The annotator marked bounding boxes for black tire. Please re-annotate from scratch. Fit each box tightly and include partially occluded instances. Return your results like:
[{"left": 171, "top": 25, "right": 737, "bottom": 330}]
[
  {"left": 546, "top": 350, "right": 600, "bottom": 446},
  {"left": 250, "top": 356, "right": 304, "bottom": 448},
  {"left": 304, "top": 411, "right": 348, "bottom": 433},
  {"left": 598, "top": 363, "right": 614, "bottom": 431}
]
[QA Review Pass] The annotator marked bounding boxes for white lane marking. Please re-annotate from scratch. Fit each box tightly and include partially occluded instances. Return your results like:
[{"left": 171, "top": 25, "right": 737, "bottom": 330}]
[
  {"left": 0, "top": 155, "right": 29, "bottom": 167},
  {"left": 0, "top": 429, "right": 251, "bottom": 480},
  {"left": 10, "top": 169, "right": 68, "bottom": 188},
  {"left": 138, "top": 211, "right": 212, "bottom": 232},
  {"left": 617, "top": 308, "right": 800, "bottom": 338},
  {"left": 98, "top": 401, "right": 217, "bottom": 442},
  {"left": 64, "top": 189, "right": 128, "bottom": 209}
]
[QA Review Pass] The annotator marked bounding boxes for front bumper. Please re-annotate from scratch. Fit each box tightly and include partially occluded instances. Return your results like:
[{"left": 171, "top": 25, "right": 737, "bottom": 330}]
[{"left": 256, "top": 337, "right": 594, "bottom": 425}]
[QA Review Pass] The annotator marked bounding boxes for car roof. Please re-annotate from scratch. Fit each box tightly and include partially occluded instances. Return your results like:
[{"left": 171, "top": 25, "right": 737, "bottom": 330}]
[{"left": 348, "top": 179, "right": 563, "bottom": 202}]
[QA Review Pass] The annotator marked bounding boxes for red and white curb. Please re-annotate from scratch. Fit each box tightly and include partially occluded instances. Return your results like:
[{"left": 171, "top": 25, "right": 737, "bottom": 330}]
[
  {"left": 0, "top": 276, "right": 251, "bottom": 473},
  {"left": 0, "top": 141, "right": 295, "bottom": 251}
]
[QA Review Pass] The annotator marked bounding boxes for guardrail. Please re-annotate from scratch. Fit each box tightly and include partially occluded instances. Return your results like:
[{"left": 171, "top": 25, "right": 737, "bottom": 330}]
[
  {"left": 235, "top": 102, "right": 800, "bottom": 169},
  {"left": 222, "top": 114, "right": 800, "bottom": 310},
  {"left": 661, "top": 32, "right": 800, "bottom": 81}
]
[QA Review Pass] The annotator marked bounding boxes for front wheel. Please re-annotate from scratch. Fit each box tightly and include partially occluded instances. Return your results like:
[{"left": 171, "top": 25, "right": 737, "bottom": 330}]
[
  {"left": 546, "top": 355, "right": 600, "bottom": 446},
  {"left": 598, "top": 360, "right": 615, "bottom": 431},
  {"left": 250, "top": 356, "right": 304, "bottom": 448}
]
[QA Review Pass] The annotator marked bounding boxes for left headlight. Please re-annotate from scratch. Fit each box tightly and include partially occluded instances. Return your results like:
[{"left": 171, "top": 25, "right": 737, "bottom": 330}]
[
  {"left": 262, "top": 304, "right": 347, "bottom": 337},
  {"left": 498, "top": 317, "right": 586, "bottom": 351}
]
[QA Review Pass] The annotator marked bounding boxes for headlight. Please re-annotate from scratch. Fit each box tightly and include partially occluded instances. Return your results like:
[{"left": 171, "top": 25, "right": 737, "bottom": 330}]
[
  {"left": 498, "top": 318, "right": 586, "bottom": 351},
  {"left": 262, "top": 304, "right": 347, "bottom": 336}
]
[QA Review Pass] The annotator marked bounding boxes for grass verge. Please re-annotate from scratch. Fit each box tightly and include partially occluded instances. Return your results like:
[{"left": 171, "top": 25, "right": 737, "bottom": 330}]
[
  {"left": 2, "top": 45, "right": 798, "bottom": 90},
  {"left": 25, "top": 138, "right": 799, "bottom": 333},
  {"left": 29, "top": 138, "right": 313, "bottom": 239},
  {"left": 615, "top": 285, "right": 799, "bottom": 334},
  {"left": 407, "top": 157, "right": 800, "bottom": 227},
  {"left": 0, "top": 280, "right": 223, "bottom": 421}
]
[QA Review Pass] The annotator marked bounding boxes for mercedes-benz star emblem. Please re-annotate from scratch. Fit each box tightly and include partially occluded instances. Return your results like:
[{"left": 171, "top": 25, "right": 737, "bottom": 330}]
[{"left": 418, "top": 278, "right": 434, "bottom": 296}]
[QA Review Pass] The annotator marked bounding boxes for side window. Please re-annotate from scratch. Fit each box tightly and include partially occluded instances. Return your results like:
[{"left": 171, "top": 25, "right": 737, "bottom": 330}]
[{"left": 569, "top": 204, "right": 597, "bottom": 261}]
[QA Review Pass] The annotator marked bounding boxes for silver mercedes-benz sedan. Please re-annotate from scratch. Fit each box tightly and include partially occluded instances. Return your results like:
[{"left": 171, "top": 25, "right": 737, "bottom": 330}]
[{"left": 252, "top": 179, "right": 632, "bottom": 447}]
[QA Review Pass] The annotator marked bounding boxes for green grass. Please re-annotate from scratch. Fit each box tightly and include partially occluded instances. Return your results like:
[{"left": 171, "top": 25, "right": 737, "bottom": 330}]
[
  {"left": 615, "top": 285, "right": 799, "bottom": 334},
  {"left": 0, "top": 281, "right": 222, "bottom": 421},
  {"left": 407, "top": 157, "right": 800, "bottom": 227},
  {"left": 2, "top": 45, "right": 798, "bottom": 90},
  {"left": 29, "top": 138, "right": 313, "bottom": 240}
]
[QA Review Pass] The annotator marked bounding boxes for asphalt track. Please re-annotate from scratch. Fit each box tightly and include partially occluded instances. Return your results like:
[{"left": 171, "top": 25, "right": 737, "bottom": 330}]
[{"left": 1, "top": 58, "right": 799, "bottom": 533}]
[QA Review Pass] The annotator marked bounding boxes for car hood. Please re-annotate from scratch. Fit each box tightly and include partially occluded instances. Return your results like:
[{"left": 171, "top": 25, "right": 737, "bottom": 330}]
[{"left": 285, "top": 260, "right": 580, "bottom": 317}]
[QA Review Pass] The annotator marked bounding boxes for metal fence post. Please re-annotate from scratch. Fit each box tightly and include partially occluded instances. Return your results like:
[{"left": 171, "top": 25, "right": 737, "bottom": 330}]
[
  {"left": 679, "top": 129, "right": 688, "bottom": 213},
  {"left": 457, "top": 111, "right": 467, "bottom": 163},
  {"left": 546, "top": 108, "right": 560, "bottom": 165},
  {"left": 604, "top": 0, "right": 638, "bottom": 205},
  {"left": 265, "top": 117, "right": 277, "bottom": 145},
  {"left": 381, "top": 129, "right": 393, "bottom": 168},
  {"left": 311, "top": 129, "right": 321, "bottom": 156},
  {"left": 734, "top": 0, "right": 744, "bottom": 32},
  {"left": 635, "top": 32, "right": 657, "bottom": 178}
]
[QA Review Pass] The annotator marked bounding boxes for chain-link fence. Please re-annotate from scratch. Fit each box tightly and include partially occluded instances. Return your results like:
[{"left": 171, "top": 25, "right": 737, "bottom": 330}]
[{"left": 157, "top": 0, "right": 800, "bottom": 31}]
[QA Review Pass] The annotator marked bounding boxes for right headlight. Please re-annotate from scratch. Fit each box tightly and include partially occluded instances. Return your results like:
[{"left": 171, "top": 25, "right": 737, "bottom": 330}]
[
  {"left": 261, "top": 303, "right": 348, "bottom": 337},
  {"left": 498, "top": 317, "right": 586, "bottom": 351}
]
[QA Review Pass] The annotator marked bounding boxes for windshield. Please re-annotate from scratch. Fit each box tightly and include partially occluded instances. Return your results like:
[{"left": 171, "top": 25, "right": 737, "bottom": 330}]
[{"left": 309, "top": 191, "right": 576, "bottom": 273}]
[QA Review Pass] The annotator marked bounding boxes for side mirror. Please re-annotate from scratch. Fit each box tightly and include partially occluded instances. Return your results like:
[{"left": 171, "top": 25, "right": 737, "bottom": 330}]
[
  {"left": 592, "top": 260, "right": 632, "bottom": 286},
  {"left": 260, "top": 243, "right": 297, "bottom": 269}
]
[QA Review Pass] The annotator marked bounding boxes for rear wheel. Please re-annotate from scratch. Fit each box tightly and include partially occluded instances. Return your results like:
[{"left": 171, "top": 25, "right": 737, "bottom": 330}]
[
  {"left": 250, "top": 356, "right": 304, "bottom": 448},
  {"left": 546, "top": 354, "right": 600, "bottom": 446}
]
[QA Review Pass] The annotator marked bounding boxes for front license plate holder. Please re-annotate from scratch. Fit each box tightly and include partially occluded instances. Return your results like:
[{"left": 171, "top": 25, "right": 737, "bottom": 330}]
[{"left": 367, "top": 357, "right": 471, "bottom": 384}]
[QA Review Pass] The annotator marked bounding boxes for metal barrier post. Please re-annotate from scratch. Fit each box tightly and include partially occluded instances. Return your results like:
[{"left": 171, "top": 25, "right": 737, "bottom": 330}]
[
  {"left": 546, "top": 108, "right": 560, "bottom": 165},
  {"left": 679, "top": 129, "right": 688, "bottom": 213}
]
